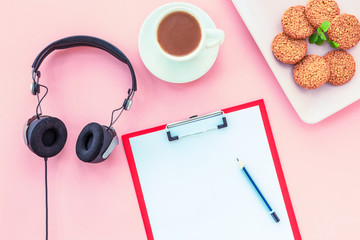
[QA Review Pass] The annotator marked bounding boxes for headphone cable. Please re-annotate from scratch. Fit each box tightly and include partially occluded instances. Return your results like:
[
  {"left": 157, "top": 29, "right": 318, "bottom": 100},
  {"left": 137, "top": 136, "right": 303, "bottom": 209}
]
[
  {"left": 35, "top": 84, "right": 49, "bottom": 118},
  {"left": 44, "top": 157, "right": 48, "bottom": 240}
]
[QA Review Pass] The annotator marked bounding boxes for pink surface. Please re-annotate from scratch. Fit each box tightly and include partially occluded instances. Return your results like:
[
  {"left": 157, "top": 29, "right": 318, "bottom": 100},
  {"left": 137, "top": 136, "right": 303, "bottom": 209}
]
[{"left": 0, "top": 0, "right": 359, "bottom": 239}]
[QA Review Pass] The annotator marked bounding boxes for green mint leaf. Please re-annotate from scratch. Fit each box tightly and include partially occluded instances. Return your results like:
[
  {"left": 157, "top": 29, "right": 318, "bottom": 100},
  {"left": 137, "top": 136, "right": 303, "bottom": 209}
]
[
  {"left": 309, "top": 33, "right": 319, "bottom": 43},
  {"left": 320, "top": 32, "right": 327, "bottom": 41},
  {"left": 329, "top": 40, "right": 340, "bottom": 48},
  {"left": 320, "top": 21, "right": 330, "bottom": 32},
  {"left": 315, "top": 38, "right": 325, "bottom": 46},
  {"left": 317, "top": 27, "right": 323, "bottom": 35}
]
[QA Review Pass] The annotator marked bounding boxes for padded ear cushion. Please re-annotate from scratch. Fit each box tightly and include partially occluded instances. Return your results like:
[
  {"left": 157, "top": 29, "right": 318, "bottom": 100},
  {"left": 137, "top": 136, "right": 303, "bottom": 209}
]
[
  {"left": 75, "top": 123, "right": 113, "bottom": 163},
  {"left": 27, "top": 117, "right": 67, "bottom": 158}
]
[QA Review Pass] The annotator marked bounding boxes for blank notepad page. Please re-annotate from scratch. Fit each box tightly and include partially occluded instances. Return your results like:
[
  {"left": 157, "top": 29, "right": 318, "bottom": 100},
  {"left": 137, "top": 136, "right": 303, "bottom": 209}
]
[{"left": 128, "top": 106, "right": 294, "bottom": 240}]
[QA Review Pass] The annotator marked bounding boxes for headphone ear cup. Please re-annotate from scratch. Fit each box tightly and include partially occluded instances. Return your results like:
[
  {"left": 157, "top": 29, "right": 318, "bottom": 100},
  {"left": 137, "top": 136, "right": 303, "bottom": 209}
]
[
  {"left": 76, "top": 123, "right": 113, "bottom": 163},
  {"left": 27, "top": 117, "right": 67, "bottom": 158}
]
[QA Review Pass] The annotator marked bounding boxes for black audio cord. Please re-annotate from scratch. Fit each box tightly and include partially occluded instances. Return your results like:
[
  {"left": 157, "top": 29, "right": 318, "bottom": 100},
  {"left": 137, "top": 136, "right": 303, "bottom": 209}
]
[
  {"left": 44, "top": 157, "right": 48, "bottom": 240},
  {"left": 35, "top": 84, "right": 49, "bottom": 118}
]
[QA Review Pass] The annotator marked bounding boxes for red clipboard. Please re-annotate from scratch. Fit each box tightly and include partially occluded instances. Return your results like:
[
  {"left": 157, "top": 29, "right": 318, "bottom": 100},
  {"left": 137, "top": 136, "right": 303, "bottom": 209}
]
[{"left": 122, "top": 99, "right": 301, "bottom": 240}]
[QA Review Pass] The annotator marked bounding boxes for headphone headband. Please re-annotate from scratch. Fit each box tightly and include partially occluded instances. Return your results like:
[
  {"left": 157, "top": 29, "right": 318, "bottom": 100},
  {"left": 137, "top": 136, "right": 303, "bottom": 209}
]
[
  {"left": 32, "top": 35, "right": 137, "bottom": 91},
  {"left": 31, "top": 35, "right": 137, "bottom": 130}
]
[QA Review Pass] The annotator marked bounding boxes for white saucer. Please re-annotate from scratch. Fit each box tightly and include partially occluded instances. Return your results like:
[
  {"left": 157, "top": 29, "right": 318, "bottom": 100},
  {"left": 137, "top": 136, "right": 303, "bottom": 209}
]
[{"left": 138, "top": 2, "right": 220, "bottom": 83}]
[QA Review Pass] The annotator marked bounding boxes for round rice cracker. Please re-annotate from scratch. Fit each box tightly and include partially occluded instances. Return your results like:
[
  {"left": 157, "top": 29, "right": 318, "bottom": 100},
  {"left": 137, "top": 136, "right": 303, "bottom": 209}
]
[
  {"left": 281, "top": 5, "right": 314, "bottom": 39},
  {"left": 272, "top": 32, "right": 307, "bottom": 64},
  {"left": 328, "top": 14, "right": 360, "bottom": 50},
  {"left": 323, "top": 50, "right": 356, "bottom": 85},
  {"left": 293, "top": 55, "right": 330, "bottom": 89},
  {"left": 305, "top": 0, "right": 340, "bottom": 28}
]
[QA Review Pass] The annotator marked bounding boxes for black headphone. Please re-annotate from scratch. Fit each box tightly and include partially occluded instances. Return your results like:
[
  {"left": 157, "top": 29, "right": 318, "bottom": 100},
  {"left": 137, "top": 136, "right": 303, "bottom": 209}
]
[{"left": 23, "top": 36, "right": 137, "bottom": 163}]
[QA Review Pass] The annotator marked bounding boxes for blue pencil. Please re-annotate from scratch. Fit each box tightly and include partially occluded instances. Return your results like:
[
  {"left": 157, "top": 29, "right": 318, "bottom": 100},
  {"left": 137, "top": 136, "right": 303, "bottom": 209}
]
[{"left": 236, "top": 158, "right": 280, "bottom": 223}]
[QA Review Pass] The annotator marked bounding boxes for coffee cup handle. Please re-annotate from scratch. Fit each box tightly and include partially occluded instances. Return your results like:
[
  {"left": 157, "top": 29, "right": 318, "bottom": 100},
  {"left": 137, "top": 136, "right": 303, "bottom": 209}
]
[{"left": 205, "top": 29, "right": 225, "bottom": 48}]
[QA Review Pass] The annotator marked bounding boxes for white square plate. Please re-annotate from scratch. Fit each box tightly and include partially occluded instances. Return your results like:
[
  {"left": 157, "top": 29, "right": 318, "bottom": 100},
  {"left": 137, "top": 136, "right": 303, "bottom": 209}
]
[{"left": 232, "top": 0, "right": 360, "bottom": 123}]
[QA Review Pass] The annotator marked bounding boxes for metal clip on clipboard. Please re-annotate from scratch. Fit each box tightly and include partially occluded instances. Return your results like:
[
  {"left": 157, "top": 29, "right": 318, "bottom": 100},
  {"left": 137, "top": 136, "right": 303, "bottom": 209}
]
[{"left": 166, "top": 111, "right": 228, "bottom": 141}]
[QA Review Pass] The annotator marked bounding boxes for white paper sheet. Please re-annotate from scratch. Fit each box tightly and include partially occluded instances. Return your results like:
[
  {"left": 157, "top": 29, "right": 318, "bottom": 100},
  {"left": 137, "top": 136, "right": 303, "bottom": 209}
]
[{"left": 129, "top": 106, "right": 294, "bottom": 240}]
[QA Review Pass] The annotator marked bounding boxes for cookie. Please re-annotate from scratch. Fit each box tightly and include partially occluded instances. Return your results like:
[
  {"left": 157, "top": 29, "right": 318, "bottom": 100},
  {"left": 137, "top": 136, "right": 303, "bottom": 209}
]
[
  {"left": 272, "top": 32, "right": 307, "bottom": 64},
  {"left": 281, "top": 5, "right": 315, "bottom": 39},
  {"left": 323, "top": 50, "right": 356, "bottom": 85},
  {"left": 293, "top": 55, "right": 330, "bottom": 89},
  {"left": 328, "top": 13, "right": 360, "bottom": 50},
  {"left": 305, "top": 0, "right": 340, "bottom": 28}
]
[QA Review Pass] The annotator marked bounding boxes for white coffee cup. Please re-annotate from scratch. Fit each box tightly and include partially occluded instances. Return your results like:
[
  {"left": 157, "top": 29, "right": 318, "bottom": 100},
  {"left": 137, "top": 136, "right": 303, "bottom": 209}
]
[{"left": 153, "top": 6, "right": 225, "bottom": 62}]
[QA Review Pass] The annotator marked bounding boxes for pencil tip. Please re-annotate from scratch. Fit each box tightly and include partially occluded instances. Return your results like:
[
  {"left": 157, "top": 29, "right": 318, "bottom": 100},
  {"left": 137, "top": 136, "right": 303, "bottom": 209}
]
[{"left": 236, "top": 158, "right": 245, "bottom": 168}]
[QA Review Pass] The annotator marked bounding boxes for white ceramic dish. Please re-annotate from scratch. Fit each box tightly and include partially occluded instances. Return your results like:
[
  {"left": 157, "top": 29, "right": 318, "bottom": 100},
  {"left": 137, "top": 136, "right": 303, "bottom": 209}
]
[
  {"left": 138, "top": 2, "right": 220, "bottom": 83},
  {"left": 232, "top": 0, "right": 360, "bottom": 124}
]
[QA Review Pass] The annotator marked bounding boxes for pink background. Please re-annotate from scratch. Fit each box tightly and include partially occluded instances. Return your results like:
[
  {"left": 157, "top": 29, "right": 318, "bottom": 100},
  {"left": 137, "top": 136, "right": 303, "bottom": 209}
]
[{"left": 1, "top": 0, "right": 359, "bottom": 239}]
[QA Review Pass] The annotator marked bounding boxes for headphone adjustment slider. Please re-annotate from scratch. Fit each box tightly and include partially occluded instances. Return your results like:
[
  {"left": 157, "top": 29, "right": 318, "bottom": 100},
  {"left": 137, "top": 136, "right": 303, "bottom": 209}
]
[
  {"left": 123, "top": 97, "right": 133, "bottom": 110},
  {"left": 31, "top": 69, "right": 41, "bottom": 95},
  {"left": 123, "top": 88, "right": 134, "bottom": 110}
]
